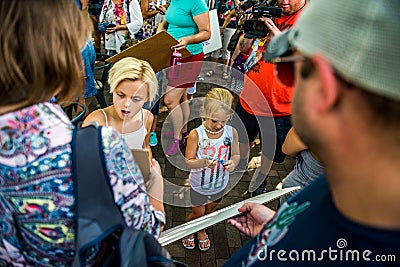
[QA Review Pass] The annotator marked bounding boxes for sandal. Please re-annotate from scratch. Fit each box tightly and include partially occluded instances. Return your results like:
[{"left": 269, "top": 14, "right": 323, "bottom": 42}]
[
  {"left": 222, "top": 71, "right": 229, "bottom": 80},
  {"left": 205, "top": 69, "right": 215, "bottom": 77},
  {"left": 197, "top": 232, "right": 210, "bottom": 252},
  {"left": 182, "top": 235, "right": 195, "bottom": 250}
]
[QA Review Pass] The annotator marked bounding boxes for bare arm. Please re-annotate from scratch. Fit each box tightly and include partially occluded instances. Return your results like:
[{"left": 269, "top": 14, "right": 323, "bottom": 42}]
[
  {"left": 185, "top": 130, "right": 217, "bottom": 169},
  {"left": 143, "top": 110, "right": 154, "bottom": 159},
  {"left": 229, "top": 35, "right": 242, "bottom": 68},
  {"left": 224, "top": 128, "right": 240, "bottom": 172},
  {"left": 230, "top": 34, "right": 252, "bottom": 68},
  {"left": 146, "top": 159, "right": 164, "bottom": 211},
  {"left": 140, "top": 0, "right": 166, "bottom": 19},
  {"left": 220, "top": 9, "right": 236, "bottom": 34},
  {"left": 171, "top": 11, "right": 211, "bottom": 50},
  {"left": 282, "top": 127, "right": 308, "bottom": 156},
  {"left": 83, "top": 109, "right": 107, "bottom": 127}
]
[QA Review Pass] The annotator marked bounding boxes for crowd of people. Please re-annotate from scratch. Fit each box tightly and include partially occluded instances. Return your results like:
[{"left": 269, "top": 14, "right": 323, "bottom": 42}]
[{"left": 1, "top": 0, "right": 399, "bottom": 266}]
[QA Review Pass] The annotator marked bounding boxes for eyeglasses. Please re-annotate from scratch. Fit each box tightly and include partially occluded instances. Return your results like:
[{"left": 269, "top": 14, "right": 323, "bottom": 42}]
[{"left": 271, "top": 54, "right": 306, "bottom": 87}]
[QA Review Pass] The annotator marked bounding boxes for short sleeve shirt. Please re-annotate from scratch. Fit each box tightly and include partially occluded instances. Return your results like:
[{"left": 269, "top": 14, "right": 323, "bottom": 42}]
[{"left": 165, "top": 0, "right": 208, "bottom": 55}]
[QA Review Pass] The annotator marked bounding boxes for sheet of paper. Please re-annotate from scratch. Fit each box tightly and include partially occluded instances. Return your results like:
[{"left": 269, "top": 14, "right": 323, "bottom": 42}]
[
  {"left": 158, "top": 186, "right": 300, "bottom": 246},
  {"left": 106, "top": 31, "right": 192, "bottom": 73},
  {"left": 130, "top": 149, "right": 150, "bottom": 180}
]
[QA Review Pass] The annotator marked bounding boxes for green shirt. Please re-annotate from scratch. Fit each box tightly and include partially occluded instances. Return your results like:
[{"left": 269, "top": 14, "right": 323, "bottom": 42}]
[{"left": 165, "top": 0, "right": 208, "bottom": 55}]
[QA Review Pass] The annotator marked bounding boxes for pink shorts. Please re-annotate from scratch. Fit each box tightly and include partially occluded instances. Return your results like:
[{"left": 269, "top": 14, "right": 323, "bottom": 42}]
[{"left": 167, "top": 52, "right": 204, "bottom": 88}]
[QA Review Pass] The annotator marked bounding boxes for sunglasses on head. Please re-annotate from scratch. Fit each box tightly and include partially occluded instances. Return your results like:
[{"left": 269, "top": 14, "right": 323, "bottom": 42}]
[{"left": 271, "top": 54, "right": 306, "bottom": 87}]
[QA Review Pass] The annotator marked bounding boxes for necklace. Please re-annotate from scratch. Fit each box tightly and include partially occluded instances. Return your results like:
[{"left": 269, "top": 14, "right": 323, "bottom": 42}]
[{"left": 202, "top": 122, "right": 224, "bottom": 135}]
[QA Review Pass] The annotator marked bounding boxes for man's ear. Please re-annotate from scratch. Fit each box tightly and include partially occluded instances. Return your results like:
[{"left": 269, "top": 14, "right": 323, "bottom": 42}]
[{"left": 310, "top": 54, "right": 340, "bottom": 113}]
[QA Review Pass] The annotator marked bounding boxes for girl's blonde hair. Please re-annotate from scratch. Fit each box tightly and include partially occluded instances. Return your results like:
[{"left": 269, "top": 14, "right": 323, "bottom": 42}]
[
  {"left": 201, "top": 88, "right": 234, "bottom": 119},
  {"left": 108, "top": 57, "right": 158, "bottom": 103}
]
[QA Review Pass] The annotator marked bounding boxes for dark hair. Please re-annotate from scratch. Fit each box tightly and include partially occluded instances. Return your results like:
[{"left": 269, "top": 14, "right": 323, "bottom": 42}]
[
  {"left": 0, "top": 0, "right": 90, "bottom": 109},
  {"left": 359, "top": 89, "right": 400, "bottom": 131}
]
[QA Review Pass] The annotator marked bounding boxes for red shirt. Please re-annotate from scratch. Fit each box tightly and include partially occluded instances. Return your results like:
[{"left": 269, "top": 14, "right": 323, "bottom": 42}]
[{"left": 240, "top": 5, "right": 306, "bottom": 117}]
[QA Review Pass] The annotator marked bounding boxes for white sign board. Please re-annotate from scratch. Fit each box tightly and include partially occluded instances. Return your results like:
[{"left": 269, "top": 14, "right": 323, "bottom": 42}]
[{"left": 202, "top": 9, "right": 223, "bottom": 54}]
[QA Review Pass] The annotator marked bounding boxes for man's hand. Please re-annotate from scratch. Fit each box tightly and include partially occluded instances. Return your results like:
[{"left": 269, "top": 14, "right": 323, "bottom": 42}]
[
  {"left": 227, "top": 202, "right": 275, "bottom": 237},
  {"left": 261, "top": 17, "right": 281, "bottom": 37}
]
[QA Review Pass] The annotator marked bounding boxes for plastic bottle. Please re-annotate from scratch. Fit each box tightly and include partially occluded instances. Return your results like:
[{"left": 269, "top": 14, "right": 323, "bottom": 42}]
[{"left": 168, "top": 48, "right": 182, "bottom": 79}]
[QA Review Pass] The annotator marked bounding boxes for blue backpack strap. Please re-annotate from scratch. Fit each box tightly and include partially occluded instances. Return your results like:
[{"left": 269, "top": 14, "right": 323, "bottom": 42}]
[{"left": 72, "top": 125, "right": 125, "bottom": 266}]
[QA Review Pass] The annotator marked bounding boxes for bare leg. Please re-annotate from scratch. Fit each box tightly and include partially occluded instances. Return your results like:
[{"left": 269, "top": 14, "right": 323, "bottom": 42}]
[
  {"left": 164, "top": 86, "right": 187, "bottom": 139},
  {"left": 222, "top": 58, "right": 229, "bottom": 73},
  {"left": 206, "top": 56, "right": 219, "bottom": 76},
  {"left": 150, "top": 115, "right": 158, "bottom": 132},
  {"left": 196, "top": 202, "right": 218, "bottom": 250},
  {"left": 180, "top": 91, "right": 189, "bottom": 134},
  {"left": 182, "top": 205, "right": 206, "bottom": 248},
  {"left": 90, "top": 15, "right": 101, "bottom": 51}
]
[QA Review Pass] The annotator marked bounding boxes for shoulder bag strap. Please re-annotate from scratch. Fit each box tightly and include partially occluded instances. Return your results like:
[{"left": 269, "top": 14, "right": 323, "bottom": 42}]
[{"left": 72, "top": 126, "right": 125, "bottom": 266}]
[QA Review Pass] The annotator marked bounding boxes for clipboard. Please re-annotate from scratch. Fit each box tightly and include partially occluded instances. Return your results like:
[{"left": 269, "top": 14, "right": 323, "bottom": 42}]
[
  {"left": 158, "top": 186, "right": 300, "bottom": 246},
  {"left": 130, "top": 149, "right": 150, "bottom": 180},
  {"left": 106, "top": 31, "right": 192, "bottom": 73}
]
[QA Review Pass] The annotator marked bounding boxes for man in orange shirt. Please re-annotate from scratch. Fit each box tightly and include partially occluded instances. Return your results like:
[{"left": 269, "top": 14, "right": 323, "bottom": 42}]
[{"left": 232, "top": 0, "right": 307, "bottom": 196}]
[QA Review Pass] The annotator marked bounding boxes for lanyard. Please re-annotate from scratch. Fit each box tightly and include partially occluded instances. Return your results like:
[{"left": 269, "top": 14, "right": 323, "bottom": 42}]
[{"left": 244, "top": 38, "right": 265, "bottom": 73}]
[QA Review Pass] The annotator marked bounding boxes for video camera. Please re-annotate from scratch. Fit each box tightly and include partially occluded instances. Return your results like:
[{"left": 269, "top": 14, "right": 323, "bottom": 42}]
[{"left": 242, "top": 0, "right": 282, "bottom": 38}]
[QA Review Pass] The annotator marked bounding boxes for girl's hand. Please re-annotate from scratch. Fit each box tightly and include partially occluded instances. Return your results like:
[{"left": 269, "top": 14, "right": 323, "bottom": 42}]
[
  {"left": 223, "top": 160, "right": 236, "bottom": 172},
  {"left": 205, "top": 158, "right": 217, "bottom": 169}
]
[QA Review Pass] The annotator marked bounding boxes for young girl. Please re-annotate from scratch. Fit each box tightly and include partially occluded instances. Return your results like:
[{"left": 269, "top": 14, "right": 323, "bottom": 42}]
[
  {"left": 182, "top": 88, "right": 240, "bottom": 251},
  {"left": 84, "top": 57, "right": 157, "bottom": 157}
]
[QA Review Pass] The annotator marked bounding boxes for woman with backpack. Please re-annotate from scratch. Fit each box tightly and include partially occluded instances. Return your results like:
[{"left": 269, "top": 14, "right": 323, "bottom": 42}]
[{"left": 0, "top": 1, "right": 165, "bottom": 265}]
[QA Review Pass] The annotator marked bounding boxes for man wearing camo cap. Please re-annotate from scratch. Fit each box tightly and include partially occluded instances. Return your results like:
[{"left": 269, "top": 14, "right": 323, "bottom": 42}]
[{"left": 225, "top": 0, "right": 400, "bottom": 265}]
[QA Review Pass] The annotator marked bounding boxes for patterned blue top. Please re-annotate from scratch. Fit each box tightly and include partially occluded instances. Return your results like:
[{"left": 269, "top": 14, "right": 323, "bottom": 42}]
[{"left": 0, "top": 103, "right": 164, "bottom": 266}]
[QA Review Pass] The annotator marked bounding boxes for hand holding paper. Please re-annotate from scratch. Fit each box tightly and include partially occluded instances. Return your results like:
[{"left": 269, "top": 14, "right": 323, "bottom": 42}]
[
  {"left": 227, "top": 202, "right": 276, "bottom": 237},
  {"left": 158, "top": 187, "right": 300, "bottom": 246}
]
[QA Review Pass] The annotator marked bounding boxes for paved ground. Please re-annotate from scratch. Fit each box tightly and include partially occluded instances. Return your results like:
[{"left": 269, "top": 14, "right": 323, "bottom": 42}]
[{"left": 88, "top": 62, "right": 296, "bottom": 267}]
